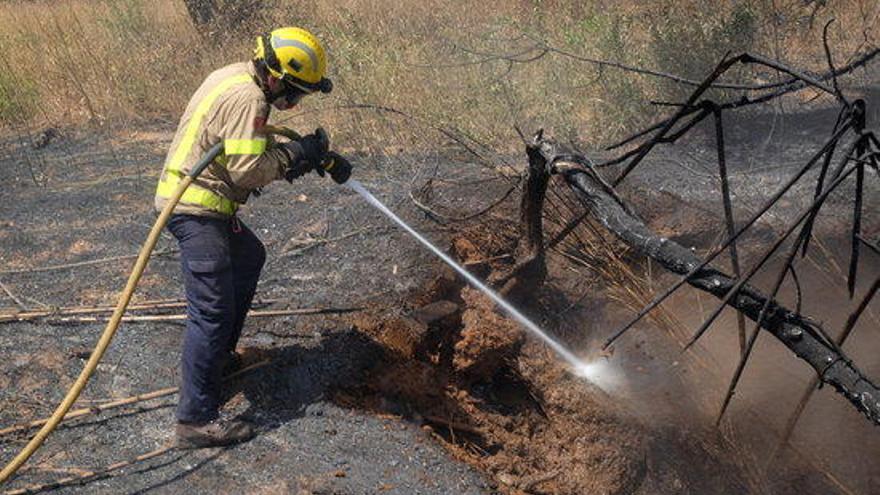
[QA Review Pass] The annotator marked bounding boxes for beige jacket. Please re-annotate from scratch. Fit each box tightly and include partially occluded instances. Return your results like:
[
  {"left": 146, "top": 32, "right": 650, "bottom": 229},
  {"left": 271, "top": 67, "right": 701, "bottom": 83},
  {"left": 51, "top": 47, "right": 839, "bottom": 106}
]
[{"left": 154, "top": 62, "right": 289, "bottom": 218}]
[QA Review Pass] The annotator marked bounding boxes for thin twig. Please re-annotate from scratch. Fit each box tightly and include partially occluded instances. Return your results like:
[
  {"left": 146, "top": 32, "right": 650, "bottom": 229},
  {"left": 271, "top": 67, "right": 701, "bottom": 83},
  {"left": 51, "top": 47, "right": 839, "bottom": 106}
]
[
  {"left": 3, "top": 446, "right": 173, "bottom": 495},
  {"left": 0, "top": 360, "right": 271, "bottom": 438},
  {"left": 42, "top": 307, "right": 363, "bottom": 325},
  {"left": 0, "top": 279, "right": 27, "bottom": 310},
  {"left": 822, "top": 19, "right": 847, "bottom": 104},
  {"left": 531, "top": 35, "right": 858, "bottom": 92},
  {"left": 408, "top": 182, "right": 520, "bottom": 224},
  {"left": 0, "top": 249, "right": 178, "bottom": 276},
  {"left": 856, "top": 234, "right": 880, "bottom": 256},
  {"left": 0, "top": 298, "right": 281, "bottom": 324}
]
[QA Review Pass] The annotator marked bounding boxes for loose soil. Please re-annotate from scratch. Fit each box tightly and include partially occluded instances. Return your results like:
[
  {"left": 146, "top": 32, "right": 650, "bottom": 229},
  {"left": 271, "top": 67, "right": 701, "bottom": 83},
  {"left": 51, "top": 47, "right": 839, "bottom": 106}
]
[{"left": 343, "top": 222, "right": 852, "bottom": 495}]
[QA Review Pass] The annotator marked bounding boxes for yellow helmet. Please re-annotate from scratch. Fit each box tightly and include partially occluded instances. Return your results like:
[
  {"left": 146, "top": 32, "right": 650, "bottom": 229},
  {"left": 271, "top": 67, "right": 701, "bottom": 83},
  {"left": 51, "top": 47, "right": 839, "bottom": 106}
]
[{"left": 255, "top": 27, "right": 332, "bottom": 94}]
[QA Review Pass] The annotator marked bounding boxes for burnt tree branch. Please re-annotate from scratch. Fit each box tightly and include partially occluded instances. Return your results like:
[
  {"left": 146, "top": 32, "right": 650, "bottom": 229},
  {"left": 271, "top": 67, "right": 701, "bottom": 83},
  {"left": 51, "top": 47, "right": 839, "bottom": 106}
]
[
  {"left": 530, "top": 135, "right": 880, "bottom": 426},
  {"left": 491, "top": 133, "right": 551, "bottom": 295},
  {"left": 602, "top": 49, "right": 879, "bottom": 171}
]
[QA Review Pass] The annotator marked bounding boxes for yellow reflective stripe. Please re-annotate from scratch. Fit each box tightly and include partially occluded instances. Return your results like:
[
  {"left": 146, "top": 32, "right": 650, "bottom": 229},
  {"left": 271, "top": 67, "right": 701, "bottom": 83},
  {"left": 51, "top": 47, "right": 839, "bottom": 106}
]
[
  {"left": 156, "top": 174, "right": 238, "bottom": 216},
  {"left": 224, "top": 138, "right": 266, "bottom": 155},
  {"left": 166, "top": 73, "right": 253, "bottom": 173}
]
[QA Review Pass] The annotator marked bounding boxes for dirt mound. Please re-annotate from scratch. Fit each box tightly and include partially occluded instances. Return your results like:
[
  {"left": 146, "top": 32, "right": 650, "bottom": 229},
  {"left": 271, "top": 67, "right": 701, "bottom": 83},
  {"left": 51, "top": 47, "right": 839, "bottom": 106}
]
[
  {"left": 343, "top": 228, "right": 755, "bottom": 494},
  {"left": 453, "top": 287, "right": 524, "bottom": 381},
  {"left": 351, "top": 318, "right": 648, "bottom": 494}
]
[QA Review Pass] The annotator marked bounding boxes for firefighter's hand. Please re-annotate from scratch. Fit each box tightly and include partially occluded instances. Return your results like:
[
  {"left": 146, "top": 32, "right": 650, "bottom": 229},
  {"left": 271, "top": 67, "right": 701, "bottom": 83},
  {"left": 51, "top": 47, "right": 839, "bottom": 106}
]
[
  {"left": 283, "top": 156, "right": 308, "bottom": 182},
  {"left": 299, "top": 128, "right": 329, "bottom": 171},
  {"left": 280, "top": 128, "right": 329, "bottom": 182},
  {"left": 280, "top": 141, "right": 308, "bottom": 182},
  {"left": 321, "top": 152, "right": 352, "bottom": 184}
]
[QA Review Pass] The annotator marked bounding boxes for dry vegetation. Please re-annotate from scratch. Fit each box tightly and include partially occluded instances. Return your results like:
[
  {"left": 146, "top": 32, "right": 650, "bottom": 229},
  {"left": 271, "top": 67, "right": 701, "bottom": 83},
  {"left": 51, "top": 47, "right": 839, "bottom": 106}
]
[{"left": 0, "top": 0, "right": 877, "bottom": 151}]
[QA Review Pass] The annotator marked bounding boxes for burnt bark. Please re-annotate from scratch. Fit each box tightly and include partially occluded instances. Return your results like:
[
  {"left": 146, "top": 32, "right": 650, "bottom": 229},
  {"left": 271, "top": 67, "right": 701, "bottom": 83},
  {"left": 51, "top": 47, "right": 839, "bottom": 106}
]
[
  {"left": 530, "top": 136, "right": 880, "bottom": 426},
  {"left": 491, "top": 136, "right": 551, "bottom": 296}
]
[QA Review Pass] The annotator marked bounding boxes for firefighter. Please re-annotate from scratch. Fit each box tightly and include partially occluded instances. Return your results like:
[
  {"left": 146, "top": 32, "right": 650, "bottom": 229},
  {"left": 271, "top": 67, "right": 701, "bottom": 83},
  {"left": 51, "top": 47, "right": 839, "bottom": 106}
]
[{"left": 154, "top": 26, "right": 351, "bottom": 448}]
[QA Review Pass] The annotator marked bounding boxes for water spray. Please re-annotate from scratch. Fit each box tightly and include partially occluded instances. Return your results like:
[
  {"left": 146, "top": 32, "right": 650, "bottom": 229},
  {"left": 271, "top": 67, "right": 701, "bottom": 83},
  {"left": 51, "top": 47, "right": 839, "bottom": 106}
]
[{"left": 347, "top": 180, "right": 613, "bottom": 385}]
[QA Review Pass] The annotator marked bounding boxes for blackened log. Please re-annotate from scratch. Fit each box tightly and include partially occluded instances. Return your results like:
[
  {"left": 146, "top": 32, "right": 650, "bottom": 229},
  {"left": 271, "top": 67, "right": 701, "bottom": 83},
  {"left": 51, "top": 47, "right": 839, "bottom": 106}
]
[
  {"left": 491, "top": 134, "right": 551, "bottom": 295},
  {"left": 531, "top": 137, "right": 880, "bottom": 426}
]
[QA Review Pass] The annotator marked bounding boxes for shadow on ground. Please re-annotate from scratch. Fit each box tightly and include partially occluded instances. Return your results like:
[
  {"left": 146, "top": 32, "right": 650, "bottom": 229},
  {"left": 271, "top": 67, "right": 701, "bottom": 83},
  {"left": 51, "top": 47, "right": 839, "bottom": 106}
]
[{"left": 233, "top": 329, "right": 386, "bottom": 431}]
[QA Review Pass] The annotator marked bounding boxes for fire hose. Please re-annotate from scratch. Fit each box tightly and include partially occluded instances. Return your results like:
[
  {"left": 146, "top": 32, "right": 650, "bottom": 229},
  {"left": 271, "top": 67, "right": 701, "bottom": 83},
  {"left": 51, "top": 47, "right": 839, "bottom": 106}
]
[{"left": 0, "top": 128, "right": 347, "bottom": 484}]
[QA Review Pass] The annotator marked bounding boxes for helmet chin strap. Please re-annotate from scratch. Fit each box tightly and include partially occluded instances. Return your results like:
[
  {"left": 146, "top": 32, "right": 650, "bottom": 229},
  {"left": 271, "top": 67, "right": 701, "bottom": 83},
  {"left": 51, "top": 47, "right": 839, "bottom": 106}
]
[{"left": 252, "top": 60, "right": 277, "bottom": 101}]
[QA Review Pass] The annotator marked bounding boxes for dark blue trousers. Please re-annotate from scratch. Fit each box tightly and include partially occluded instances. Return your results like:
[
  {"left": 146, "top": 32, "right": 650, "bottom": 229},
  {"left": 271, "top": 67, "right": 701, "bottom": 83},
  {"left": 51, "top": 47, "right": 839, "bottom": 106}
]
[{"left": 167, "top": 214, "right": 266, "bottom": 423}]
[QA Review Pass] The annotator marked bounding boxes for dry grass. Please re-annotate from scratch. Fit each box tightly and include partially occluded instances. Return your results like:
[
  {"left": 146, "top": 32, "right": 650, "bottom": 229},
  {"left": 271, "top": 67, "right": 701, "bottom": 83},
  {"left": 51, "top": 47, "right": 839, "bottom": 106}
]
[{"left": 0, "top": 0, "right": 877, "bottom": 151}]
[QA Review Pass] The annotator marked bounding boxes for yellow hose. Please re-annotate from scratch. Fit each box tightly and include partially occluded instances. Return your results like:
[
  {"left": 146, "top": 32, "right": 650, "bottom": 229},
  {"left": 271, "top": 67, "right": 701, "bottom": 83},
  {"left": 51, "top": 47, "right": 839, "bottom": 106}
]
[{"left": 0, "top": 142, "right": 223, "bottom": 484}]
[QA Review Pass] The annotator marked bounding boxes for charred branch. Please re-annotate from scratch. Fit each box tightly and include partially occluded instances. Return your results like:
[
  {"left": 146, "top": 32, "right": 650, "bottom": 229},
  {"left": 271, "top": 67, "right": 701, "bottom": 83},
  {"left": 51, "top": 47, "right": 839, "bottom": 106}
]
[
  {"left": 848, "top": 100, "right": 869, "bottom": 297},
  {"left": 530, "top": 135, "right": 880, "bottom": 426},
  {"left": 780, "top": 275, "right": 880, "bottom": 446},
  {"left": 601, "top": 50, "right": 879, "bottom": 176},
  {"left": 603, "top": 121, "right": 855, "bottom": 348},
  {"left": 491, "top": 134, "right": 551, "bottom": 295},
  {"left": 713, "top": 108, "right": 748, "bottom": 355},
  {"left": 799, "top": 106, "right": 847, "bottom": 257}
]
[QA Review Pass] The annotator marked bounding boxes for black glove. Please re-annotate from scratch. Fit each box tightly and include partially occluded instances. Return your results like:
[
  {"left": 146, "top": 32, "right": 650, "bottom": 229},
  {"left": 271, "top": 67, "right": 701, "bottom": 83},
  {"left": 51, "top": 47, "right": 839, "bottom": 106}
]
[
  {"left": 321, "top": 152, "right": 353, "bottom": 184},
  {"left": 281, "top": 128, "right": 330, "bottom": 182},
  {"left": 281, "top": 141, "right": 308, "bottom": 182},
  {"left": 299, "top": 127, "right": 329, "bottom": 168}
]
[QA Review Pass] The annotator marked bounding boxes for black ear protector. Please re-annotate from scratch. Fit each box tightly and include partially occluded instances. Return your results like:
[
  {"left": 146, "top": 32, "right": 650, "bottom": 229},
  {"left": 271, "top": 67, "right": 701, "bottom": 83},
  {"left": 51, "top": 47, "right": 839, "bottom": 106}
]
[
  {"left": 260, "top": 33, "right": 334, "bottom": 95},
  {"left": 316, "top": 78, "right": 333, "bottom": 94}
]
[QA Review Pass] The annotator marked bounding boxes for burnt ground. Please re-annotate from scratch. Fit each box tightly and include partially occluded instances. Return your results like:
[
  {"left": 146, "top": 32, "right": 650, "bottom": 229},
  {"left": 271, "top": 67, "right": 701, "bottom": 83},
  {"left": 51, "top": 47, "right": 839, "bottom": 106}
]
[
  {"left": 0, "top": 126, "right": 494, "bottom": 494},
  {"left": 0, "top": 98, "right": 878, "bottom": 494}
]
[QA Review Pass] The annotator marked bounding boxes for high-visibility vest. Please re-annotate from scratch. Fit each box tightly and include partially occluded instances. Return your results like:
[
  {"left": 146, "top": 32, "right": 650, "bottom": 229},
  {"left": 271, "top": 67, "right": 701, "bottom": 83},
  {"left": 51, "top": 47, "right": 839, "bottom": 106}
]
[
  {"left": 155, "top": 62, "right": 290, "bottom": 217},
  {"left": 155, "top": 72, "right": 268, "bottom": 216}
]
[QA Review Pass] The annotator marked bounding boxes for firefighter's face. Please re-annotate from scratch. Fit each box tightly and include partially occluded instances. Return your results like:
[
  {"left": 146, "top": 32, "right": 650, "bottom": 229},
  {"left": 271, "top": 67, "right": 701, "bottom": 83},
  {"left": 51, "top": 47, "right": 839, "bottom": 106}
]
[{"left": 268, "top": 77, "right": 306, "bottom": 110}]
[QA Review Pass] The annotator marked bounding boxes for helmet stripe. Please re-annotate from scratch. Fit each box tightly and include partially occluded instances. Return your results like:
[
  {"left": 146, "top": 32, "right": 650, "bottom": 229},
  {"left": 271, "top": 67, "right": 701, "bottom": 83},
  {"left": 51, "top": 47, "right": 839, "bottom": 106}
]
[{"left": 270, "top": 36, "right": 320, "bottom": 73}]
